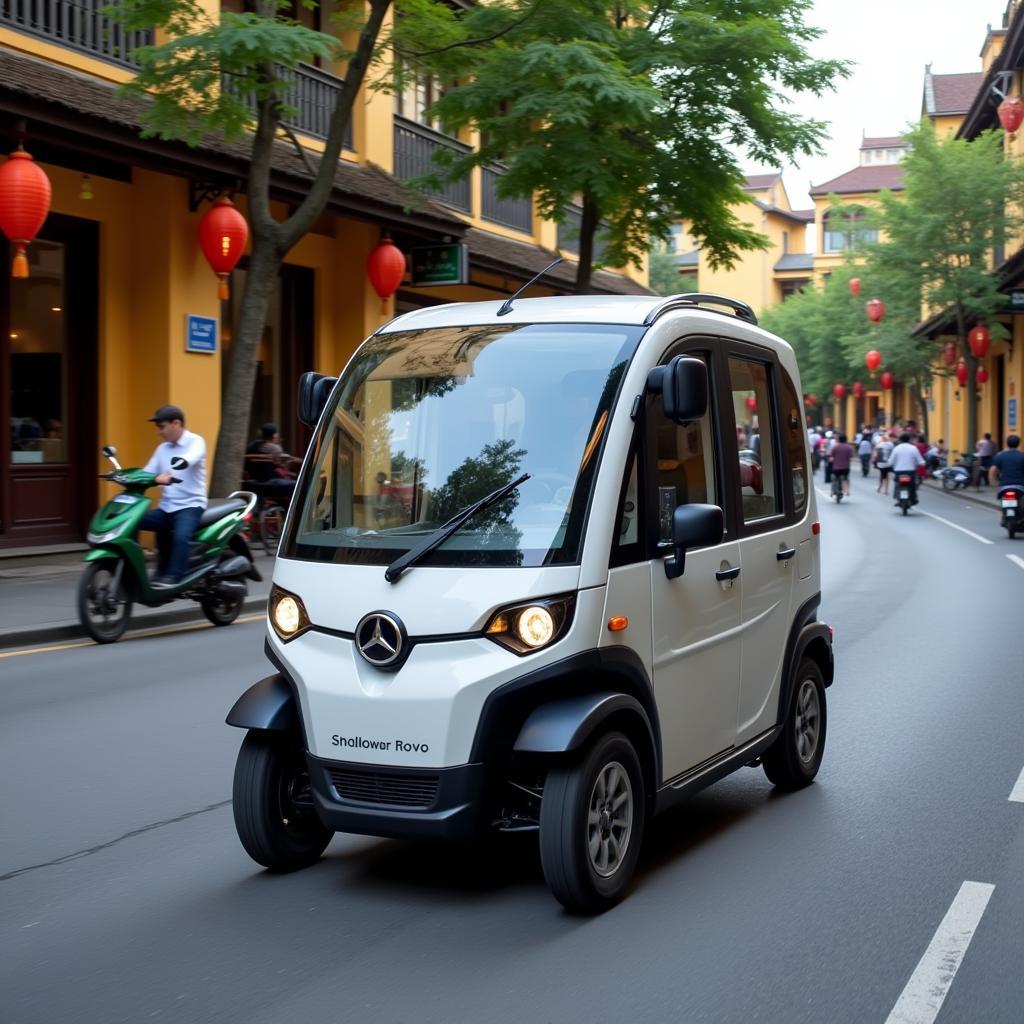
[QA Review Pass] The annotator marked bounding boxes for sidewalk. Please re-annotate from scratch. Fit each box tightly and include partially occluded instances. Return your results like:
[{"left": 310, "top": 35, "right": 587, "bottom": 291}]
[
  {"left": 0, "top": 548, "right": 274, "bottom": 650},
  {"left": 920, "top": 476, "right": 1000, "bottom": 510}
]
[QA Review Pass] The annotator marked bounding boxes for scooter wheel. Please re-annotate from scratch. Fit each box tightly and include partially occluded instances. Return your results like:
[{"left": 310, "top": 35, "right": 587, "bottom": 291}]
[
  {"left": 78, "top": 560, "right": 133, "bottom": 644},
  {"left": 201, "top": 585, "right": 246, "bottom": 627}
]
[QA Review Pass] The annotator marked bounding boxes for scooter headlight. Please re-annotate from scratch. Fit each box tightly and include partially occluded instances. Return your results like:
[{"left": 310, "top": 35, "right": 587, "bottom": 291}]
[
  {"left": 484, "top": 595, "right": 574, "bottom": 655},
  {"left": 269, "top": 585, "right": 310, "bottom": 642}
]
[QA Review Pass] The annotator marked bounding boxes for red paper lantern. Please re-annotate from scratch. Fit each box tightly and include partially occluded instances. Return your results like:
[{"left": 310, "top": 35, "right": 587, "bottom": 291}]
[
  {"left": 852, "top": 382, "right": 865, "bottom": 399},
  {"left": 849, "top": 277, "right": 861, "bottom": 297},
  {"left": 976, "top": 366, "right": 990, "bottom": 385},
  {"left": 880, "top": 371, "right": 894, "bottom": 390},
  {"left": 197, "top": 196, "right": 248, "bottom": 300},
  {"left": 968, "top": 324, "right": 991, "bottom": 359},
  {"left": 367, "top": 236, "right": 406, "bottom": 312},
  {"left": 865, "top": 349, "right": 882, "bottom": 373},
  {"left": 805, "top": 393, "right": 817, "bottom": 407},
  {"left": 998, "top": 96, "right": 1024, "bottom": 136},
  {"left": 744, "top": 395, "right": 757, "bottom": 412},
  {"left": 942, "top": 342, "right": 958, "bottom": 368},
  {"left": 955, "top": 360, "right": 968, "bottom": 388},
  {"left": 866, "top": 298, "right": 885, "bottom": 324},
  {"left": 0, "top": 147, "right": 52, "bottom": 278},
  {"left": 833, "top": 383, "right": 846, "bottom": 400}
]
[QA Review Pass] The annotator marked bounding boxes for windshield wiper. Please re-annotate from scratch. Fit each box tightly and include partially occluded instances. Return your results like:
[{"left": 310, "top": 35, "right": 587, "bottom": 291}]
[{"left": 384, "top": 473, "right": 530, "bottom": 583}]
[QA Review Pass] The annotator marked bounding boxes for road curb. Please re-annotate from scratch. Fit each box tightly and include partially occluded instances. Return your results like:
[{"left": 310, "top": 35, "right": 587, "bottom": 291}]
[
  {"left": 921, "top": 479, "right": 1000, "bottom": 511},
  {"left": 0, "top": 594, "right": 267, "bottom": 651}
]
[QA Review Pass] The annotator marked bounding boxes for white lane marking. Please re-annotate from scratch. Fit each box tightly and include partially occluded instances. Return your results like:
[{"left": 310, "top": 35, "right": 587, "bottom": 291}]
[
  {"left": 916, "top": 509, "right": 994, "bottom": 545},
  {"left": 1007, "top": 554, "right": 1024, "bottom": 573},
  {"left": 885, "top": 881, "right": 995, "bottom": 1024},
  {"left": 1009, "top": 765, "right": 1024, "bottom": 802}
]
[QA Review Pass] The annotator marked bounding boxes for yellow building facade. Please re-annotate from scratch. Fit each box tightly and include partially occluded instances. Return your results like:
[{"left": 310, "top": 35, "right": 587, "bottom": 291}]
[{"left": 0, "top": 1, "right": 649, "bottom": 550}]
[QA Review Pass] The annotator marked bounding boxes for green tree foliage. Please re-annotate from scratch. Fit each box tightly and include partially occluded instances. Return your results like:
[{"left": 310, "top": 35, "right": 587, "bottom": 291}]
[
  {"left": 868, "top": 120, "right": 1024, "bottom": 447},
  {"left": 397, "top": 0, "right": 848, "bottom": 291}
]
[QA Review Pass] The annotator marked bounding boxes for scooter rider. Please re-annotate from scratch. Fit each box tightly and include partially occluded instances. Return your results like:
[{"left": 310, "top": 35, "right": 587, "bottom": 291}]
[
  {"left": 889, "top": 431, "right": 925, "bottom": 505},
  {"left": 990, "top": 434, "right": 1024, "bottom": 486},
  {"left": 142, "top": 405, "right": 208, "bottom": 587}
]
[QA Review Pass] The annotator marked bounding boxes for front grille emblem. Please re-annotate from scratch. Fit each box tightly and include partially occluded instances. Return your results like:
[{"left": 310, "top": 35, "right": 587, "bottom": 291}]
[{"left": 355, "top": 611, "right": 406, "bottom": 668}]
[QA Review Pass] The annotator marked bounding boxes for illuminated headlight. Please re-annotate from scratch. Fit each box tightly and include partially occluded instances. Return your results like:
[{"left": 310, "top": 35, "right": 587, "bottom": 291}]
[
  {"left": 269, "top": 584, "right": 310, "bottom": 642},
  {"left": 485, "top": 596, "right": 574, "bottom": 655}
]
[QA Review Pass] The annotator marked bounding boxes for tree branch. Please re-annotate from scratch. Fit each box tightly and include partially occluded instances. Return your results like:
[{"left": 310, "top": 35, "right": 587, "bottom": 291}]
[
  {"left": 396, "top": 1, "right": 543, "bottom": 59},
  {"left": 277, "top": 115, "right": 317, "bottom": 178}
]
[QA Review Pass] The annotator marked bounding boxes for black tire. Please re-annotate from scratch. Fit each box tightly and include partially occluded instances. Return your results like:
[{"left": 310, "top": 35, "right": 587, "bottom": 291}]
[
  {"left": 763, "top": 658, "right": 827, "bottom": 790},
  {"left": 1009, "top": 525, "right": 1017, "bottom": 539},
  {"left": 259, "top": 506, "right": 284, "bottom": 555},
  {"left": 77, "top": 559, "right": 133, "bottom": 644},
  {"left": 539, "top": 731, "right": 646, "bottom": 914},
  {"left": 902, "top": 504, "right": 909, "bottom": 516},
  {"left": 201, "top": 582, "right": 246, "bottom": 626},
  {"left": 942, "top": 475, "right": 957, "bottom": 491},
  {"left": 232, "top": 730, "right": 332, "bottom": 872}
]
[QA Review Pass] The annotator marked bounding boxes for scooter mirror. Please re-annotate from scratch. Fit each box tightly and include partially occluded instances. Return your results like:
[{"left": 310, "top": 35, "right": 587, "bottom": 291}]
[{"left": 102, "top": 445, "right": 116, "bottom": 458}]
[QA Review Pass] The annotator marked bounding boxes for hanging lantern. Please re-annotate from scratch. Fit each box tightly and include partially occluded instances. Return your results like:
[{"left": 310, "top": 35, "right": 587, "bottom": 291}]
[
  {"left": 942, "top": 342, "right": 958, "bottom": 368},
  {"left": 968, "top": 324, "right": 991, "bottom": 359},
  {"left": 977, "top": 365, "right": 990, "bottom": 385},
  {"left": 880, "top": 371, "right": 894, "bottom": 390},
  {"left": 849, "top": 277, "right": 861, "bottom": 297},
  {"left": 0, "top": 147, "right": 52, "bottom": 278},
  {"left": 998, "top": 96, "right": 1024, "bottom": 137},
  {"left": 367, "top": 235, "right": 406, "bottom": 313},
  {"left": 866, "top": 298, "right": 885, "bottom": 324},
  {"left": 197, "top": 196, "right": 248, "bottom": 300},
  {"left": 865, "top": 349, "right": 882, "bottom": 373},
  {"left": 805, "top": 393, "right": 817, "bottom": 407},
  {"left": 852, "top": 382, "right": 865, "bottom": 399},
  {"left": 833, "top": 383, "right": 846, "bottom": 400},
  {"left": 955, "top": 360, "right": 968, "bottom": 388}
]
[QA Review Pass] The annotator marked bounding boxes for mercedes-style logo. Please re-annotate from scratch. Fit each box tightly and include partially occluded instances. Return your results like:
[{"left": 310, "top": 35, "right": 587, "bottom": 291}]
[{"left": 354, "top": 611, "right": 407, "bottom": 668}]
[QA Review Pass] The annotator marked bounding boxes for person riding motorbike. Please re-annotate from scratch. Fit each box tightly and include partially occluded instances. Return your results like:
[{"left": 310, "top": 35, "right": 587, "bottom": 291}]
[
  {"left": 888, "top": 432, "right": 925, "bottom": 506},
  {"left": 829, "top": 433, "right": 855, "bottom": 497},
  {"left": 990, "top": 434, "right": 1024, "bottom": 487},
  {"left": 142, "top": 405, "right": 207, "bottom": 587}
]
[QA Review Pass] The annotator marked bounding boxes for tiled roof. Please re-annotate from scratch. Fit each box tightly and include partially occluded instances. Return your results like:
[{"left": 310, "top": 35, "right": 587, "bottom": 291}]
[
  {"left": 751, "top": 199, "right": 814, "bottom": 224},
  {"left": 774, "top": 253, "right": 814, "bottom": 271},
  {"left": 931, "top": 72, "right": 983, "bottom": 115},
  {"left": 861, "top": 136, "right": 906, "bottom": 150},
  {"left": 790, "top": 208, "right": 815, "bottom": 222},
  {"left": 809, "top": 164, "right": 905, "bottom": 196},
  {"left": 743, "top": 173, "right": 781, "bottom": 191}
]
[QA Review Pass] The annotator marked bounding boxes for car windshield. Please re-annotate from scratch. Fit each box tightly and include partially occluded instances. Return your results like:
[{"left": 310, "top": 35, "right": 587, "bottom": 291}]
[{"left": 283, "top": 322, "right": 642, "bottom": 568}]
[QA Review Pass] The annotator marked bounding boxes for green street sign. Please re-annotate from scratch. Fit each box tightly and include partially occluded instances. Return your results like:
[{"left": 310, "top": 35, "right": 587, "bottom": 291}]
[{"left": 410, "top": 243, "right": 469, "bottom": 287}]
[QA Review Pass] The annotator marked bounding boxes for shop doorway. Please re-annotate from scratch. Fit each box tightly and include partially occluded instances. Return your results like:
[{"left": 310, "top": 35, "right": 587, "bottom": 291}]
[{"left": 0, "top": 214, "right": 98, "bottom": 548}]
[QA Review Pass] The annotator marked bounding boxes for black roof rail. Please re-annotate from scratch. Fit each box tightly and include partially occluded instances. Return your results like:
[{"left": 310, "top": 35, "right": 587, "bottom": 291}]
[{"left": 643, "top": 292, "right": 758, "bottom": 327}]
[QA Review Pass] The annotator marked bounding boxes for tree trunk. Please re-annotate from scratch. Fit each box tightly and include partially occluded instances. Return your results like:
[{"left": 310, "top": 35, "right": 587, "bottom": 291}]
[
  {"left": 955, "top": 305, "right": 978, "bottom": 455},
  {"left": 915, "top": 386, "right": 929, "bottom": 442},
  {"left": 574, "top": 194, "right": 599, "bottom": 294}
]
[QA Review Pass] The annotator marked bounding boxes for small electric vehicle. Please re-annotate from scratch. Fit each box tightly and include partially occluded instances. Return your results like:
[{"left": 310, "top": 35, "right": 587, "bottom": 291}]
[{"left": 227, "top": 292, "right": 833, "bottom": 913}]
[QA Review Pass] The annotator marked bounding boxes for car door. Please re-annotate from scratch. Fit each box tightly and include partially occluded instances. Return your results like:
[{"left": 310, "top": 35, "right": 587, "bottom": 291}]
[
  {"left": 645, "top": 346, "right": 741, "bottom": 781},
  {"left": 723, "top": 348, "right": 798, "bottom": 743}
]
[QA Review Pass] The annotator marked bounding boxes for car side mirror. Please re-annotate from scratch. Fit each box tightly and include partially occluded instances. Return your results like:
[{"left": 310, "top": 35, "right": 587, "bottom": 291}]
[
  {"left": 664, "top": 503, "right": 723, "bottom": 579},
  {"left": 298, "top": 372, "right": 337, "bottom": 427},
  {"left": 646, "top": 356, "right": 708, "bottom": 423}
]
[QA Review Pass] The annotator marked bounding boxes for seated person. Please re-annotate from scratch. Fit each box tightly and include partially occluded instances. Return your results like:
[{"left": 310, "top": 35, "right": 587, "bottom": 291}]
[{"left": 245, "top": 422, "right": 297, "bottom": 502}]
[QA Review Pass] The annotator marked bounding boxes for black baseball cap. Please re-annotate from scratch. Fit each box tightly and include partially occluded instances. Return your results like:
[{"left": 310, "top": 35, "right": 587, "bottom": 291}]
[{"left": 149, "top": 404, "right": 185, "bottom": 424}]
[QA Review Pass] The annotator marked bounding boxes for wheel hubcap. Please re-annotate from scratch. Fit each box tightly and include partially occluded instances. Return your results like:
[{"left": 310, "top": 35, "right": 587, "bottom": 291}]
[
  {"left": 795, "top": 679, "right": 820, "bottom": 765},
  {"left": 587, "top": 760, "right": 633, "bottom": 878}
]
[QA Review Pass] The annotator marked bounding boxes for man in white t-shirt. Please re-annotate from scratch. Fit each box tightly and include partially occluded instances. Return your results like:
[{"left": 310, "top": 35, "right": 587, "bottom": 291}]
[
  {"left": 888, "top": 432, "right": 925, "bottom": 505},
  {"left": 141, "top": 405, "right": 208, "bottom": 587}
]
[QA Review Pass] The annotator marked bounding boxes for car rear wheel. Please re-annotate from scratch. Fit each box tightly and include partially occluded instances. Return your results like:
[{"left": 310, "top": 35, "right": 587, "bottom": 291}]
[
  {"left": 763, "top": 658, "right": 827, "bottom": 790},
  {"left": 232, "top": 731, "right": 332, "bottom": 872},
  {"left": 539, "top": 732, "right": 645, "bottom": 914}
]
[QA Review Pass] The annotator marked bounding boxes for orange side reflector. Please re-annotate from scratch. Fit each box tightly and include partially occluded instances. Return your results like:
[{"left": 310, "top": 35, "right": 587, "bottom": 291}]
[
  {"left": 812, "top": 521, "right": 821, "bottom": 535},
  {"left": 607, "top": 616, "right": 629, "bottom": 632}
]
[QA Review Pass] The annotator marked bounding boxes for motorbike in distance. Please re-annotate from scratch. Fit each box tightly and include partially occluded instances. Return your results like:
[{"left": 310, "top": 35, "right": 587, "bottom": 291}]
[
  {"left": 896, "top": 472, "right": 916, "bottom": 515},
  {"left": 997, "top": 485, "right": 1021, "bottom": 539},
  {"left": 78, "top": 445, "right": 261, "bottom": 643}
]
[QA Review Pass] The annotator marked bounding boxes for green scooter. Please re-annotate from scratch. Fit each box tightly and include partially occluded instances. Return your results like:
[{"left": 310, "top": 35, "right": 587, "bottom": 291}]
[{"left": 78, "top": 445, "right": 262, "bottom": 643}]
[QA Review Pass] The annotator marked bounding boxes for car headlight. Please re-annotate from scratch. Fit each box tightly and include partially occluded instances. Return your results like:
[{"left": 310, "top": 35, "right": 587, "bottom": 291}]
[
  {"left": 269, "top": 584, "right": 310, "bottom": 642},
  {"left": 484, "top": 595, "right": 574, "bottom": 655}
]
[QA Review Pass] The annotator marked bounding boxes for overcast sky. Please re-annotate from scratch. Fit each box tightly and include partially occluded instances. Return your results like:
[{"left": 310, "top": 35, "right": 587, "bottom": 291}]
[{"left": 752, "top": 0, "right": 1006, "bottom": 211}]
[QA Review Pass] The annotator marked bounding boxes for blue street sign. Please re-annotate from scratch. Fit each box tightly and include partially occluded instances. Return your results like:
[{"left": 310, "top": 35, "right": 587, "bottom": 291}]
[
  {"left": 1009, "top": 397, "right": 1018, "bottom": 430},
  {"left": 185, "top": 314, "right": 218, "bottom": 354}
]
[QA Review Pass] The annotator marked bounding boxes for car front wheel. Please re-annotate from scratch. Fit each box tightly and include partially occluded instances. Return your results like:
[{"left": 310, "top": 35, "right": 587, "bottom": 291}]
[
  {"left": 763, "top": 657, "right": 827, "bottom": 790},
  {"left": 539, "top": 731, "right": 645, "bottom": 914}
]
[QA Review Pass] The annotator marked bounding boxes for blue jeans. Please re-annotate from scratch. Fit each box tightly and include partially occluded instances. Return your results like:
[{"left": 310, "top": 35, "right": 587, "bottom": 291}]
[{"left": 139, "top": 506, "right": 203, "bottom": 582}]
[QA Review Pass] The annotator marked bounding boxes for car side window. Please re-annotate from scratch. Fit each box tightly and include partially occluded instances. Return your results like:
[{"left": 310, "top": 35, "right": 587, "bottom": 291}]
[
  {"left": 779, "top": 367, "right": 808, "bottom": 518},
  {"left": 615, "top": 452, "right": 640, "bottom": 549},
  {"left": 727, "top": 357, "right": 780, "bottom": 524},
  {"left": 649, "top": 356, "right": 717, "bottom": 544}
]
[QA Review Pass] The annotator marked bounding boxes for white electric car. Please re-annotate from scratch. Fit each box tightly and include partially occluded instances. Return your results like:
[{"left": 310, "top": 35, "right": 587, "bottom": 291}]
[{"left": 227, "top": 292, "right": 833, "bottom": 913}]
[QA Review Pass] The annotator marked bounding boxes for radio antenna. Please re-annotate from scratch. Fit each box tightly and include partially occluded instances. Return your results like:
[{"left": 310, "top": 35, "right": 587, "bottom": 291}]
[{"left": 496, "top": 258, "right": 564, "bottom": 316}]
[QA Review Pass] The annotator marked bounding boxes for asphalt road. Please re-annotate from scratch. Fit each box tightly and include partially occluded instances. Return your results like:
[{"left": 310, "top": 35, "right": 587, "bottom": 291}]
[{"left": 2, "top": 476, "right": 1023, "bottom": 1024}]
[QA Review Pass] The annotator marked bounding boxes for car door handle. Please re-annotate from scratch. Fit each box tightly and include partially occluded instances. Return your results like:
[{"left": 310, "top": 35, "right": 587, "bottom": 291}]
[
  {"left": 715, "top": 566, "right": 741, "bottom": 582},
  {"left": 776, "top": 548, "right": 797, "bottom": 561}
]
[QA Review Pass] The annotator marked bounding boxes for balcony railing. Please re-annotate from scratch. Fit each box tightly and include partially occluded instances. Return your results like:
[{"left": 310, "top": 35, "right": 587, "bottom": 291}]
[
  {"left": 0, "top": 0, "right": 152, "bottom": 67},
  {"left": 481, "top": 165, "right": 532, "bottom": 233},
  {"left": 224, "top": 63, "right": 353, "bottom": 150},
  {"left": 558, "top": 204, "right": 609, "bottom": 263},
  {"left": 393, "top": 114, "right": 471, "bottom": 214}
]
